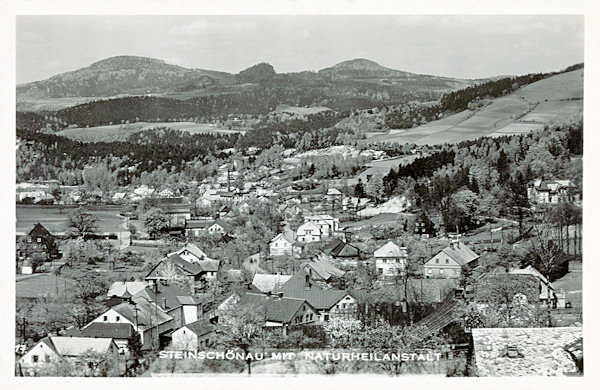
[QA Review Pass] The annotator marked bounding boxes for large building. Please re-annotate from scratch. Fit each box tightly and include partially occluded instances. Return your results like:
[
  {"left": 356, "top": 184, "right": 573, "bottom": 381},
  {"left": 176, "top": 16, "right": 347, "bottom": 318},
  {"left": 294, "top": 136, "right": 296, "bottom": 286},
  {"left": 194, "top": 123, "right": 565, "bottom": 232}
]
[{"left": 527, "top": 179, "right": 581, "bottom": 205}]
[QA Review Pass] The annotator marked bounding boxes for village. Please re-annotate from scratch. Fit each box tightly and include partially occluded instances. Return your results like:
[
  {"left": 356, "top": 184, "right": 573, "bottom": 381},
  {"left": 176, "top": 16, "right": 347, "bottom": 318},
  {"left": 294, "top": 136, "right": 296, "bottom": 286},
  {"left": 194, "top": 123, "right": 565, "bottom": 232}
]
[{"left": 15, "top": 159, "right": 583, "bottom": 376}]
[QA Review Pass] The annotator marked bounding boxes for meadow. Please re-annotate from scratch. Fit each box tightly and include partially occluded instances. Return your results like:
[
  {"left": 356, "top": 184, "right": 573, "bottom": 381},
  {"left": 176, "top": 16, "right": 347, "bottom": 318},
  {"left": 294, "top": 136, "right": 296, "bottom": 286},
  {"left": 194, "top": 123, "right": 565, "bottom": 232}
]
[
  {"left": 365, "top": 69, "right": 583, "bottom": 145},
  {"left": 56, "top": 121, "right": 245, "bottom": 142}
]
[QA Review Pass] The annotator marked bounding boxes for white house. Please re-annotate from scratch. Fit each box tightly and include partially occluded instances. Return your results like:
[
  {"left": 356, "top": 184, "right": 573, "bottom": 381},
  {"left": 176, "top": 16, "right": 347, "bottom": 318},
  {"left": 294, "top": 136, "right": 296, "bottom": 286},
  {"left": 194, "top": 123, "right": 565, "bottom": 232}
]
[
  {"left": 296, "top": 221, "right": 323, "bottom": 243},
  {"left": 527, "top": 179, "right": 581, "bottom": 205},
  {"left": 171, "top": 320, "right": 215, "bottom": 351},
  {"left": 302, "top": 215, "right": 341, "bottom": 238},
  {"left": 374, "top": 241, "right": 408, "bottom": 278},
  {"left": 269, "top": 228, "right": 296, "bottom": 256},
  {"left": 19, "top": 336, "right": 119, "bottom": 376}
]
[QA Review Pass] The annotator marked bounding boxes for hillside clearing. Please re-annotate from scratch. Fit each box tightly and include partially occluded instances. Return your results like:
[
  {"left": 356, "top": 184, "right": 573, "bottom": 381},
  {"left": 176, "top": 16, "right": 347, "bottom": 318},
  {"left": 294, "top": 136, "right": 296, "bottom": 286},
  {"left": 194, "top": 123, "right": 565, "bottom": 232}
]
[
  {"left": 363, "top": 69, "right": 583, "bottom": 145},
  {"left": 55, "top": 121, "right": 245, "bottom": 142}
]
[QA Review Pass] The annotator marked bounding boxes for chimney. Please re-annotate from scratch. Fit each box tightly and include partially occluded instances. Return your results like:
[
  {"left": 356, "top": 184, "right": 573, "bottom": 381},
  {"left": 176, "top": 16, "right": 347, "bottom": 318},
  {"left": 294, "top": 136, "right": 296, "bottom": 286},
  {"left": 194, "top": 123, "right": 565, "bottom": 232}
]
[
  {"left": 161, "top": 297, "right": 168, "bottom": 309},
  {"left": 305, "top": 274, "right": 311, "bottom": 291}
]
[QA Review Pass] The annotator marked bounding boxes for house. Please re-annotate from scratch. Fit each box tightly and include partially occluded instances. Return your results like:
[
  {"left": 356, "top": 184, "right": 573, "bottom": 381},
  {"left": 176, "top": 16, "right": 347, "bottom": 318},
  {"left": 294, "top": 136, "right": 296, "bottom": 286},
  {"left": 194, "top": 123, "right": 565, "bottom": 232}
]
[
  {"left": 300, "top": 256, "right": 345, "bottom": 282},
  {"left": 26, "top": 222, "right": 59, "bottom": 259},
  {"left": 107, "top": 281, "right": 149, "bottom": 299},
  {"left": 217, "top": 290, "right": 319, "bottom": 331},
  {"left": 18, "top": 336, "right": 120, "bottom": 376},
  {"left": 145, "top": 197, "right": 191, "bottom": 228},
  {"left": 112, "top": 192, "right": 127, "bottom": 202},
  {"left": 275, "top": 270, "right": 358, "bottom": 322},
  {"left": 527, "top": 179, "right": 581, "bottom": 205},
  {"left": 132, "top": 282, "right": 202, "bottom": 327},
  {"left": 508, "top": 265, "right": 558, "bottom": 307},
  {"left": 471, "top": 327, "right": 583, "bottom": 376},
  {"left": 413, "top": 212, "right": 437, "bottom": 238},
  {"left": 171, "top": 320, "right": 215, "bottom": 351},
  {"left": 296, "top": 221, "right": 323, "bottom": 243},
  {"left": 322, "top": 238, "right": 359, "bottom": 261},
  {"left": 302, "top": 215, "right": 341, "bottom": 238},
  {"left": 374, "top": 241, "right": 408, "bottom": 278},
  {"left": 423, "top": 240, "right": 479, "bottom": 279},
  {"left": 269, "top": 228, "right": 296, "bottom": 256},
  {"left": 252, "top": 273, "right": 293, "bottom": 293},
  {"left": 185, "top": 219, "right": 229, "bottom": 237},
  {"left": 145, "top": 252, "right": 220, "bottom": 290},
  {"left": 89, "top": 297, "right": 173, "bottom": 350},
  {"left": 75, "top": 322, "right": 136, "bottom": 356}
]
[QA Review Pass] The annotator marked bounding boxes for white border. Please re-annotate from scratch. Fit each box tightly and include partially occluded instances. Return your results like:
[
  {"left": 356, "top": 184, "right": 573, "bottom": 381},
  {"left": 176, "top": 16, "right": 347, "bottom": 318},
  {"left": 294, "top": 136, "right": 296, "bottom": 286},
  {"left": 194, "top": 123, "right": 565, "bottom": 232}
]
[{"left": 1, "top": 1, "right": 598, "bottom": 389}]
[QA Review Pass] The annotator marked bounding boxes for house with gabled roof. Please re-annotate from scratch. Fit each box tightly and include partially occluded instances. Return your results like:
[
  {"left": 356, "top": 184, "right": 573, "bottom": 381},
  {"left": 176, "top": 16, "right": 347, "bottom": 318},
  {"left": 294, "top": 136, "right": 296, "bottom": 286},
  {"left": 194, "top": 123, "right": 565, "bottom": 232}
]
[
  {"left": 374, "top": 241, "right": 408, "bottom": 279},
  {"left": 423, "top": 240, "right": 479, "bottom": 279},
  {"left": 172, "top": 320, "right": 215, "bottom": 351},
  {"left": 65, "top": 322, "right": 136, "bottom": 356},
  {"left": 296, "top": 221, "right": 323, "bottom": 243},
  {"left": 322, "top": 238, "right": 359, "bottom": 261},
  {"left": 252, "top": 273, "right": 293, "bottom": 293},
  {"left": 18, "top": 336, "right": 120, "bottom": 376},
  {"left": 89, "top": 297, "right": 173, "bottom": 350},
  {"left": 216, "top": 288, "right": 319, "bottom": 332},
  {"left": 145, "top": 252, "right": 220, "bottom": 290},
  {"left": 274, "top": 269, "right": 358, "bottom": 322},
  {"left": 185, "top": 219, "right": 229, "bottom": 237},
  {"left": 300, "top": 256, "right": 345, "bottom": 282},
  {"left": 270, "top": 227, "right": 297, "bottom": 256},
  {"left": 527, "top": 179, "right": 581, "bottom": 205},
  {"left": 132, "top": 281, "right": 202, "bottom": 327}
]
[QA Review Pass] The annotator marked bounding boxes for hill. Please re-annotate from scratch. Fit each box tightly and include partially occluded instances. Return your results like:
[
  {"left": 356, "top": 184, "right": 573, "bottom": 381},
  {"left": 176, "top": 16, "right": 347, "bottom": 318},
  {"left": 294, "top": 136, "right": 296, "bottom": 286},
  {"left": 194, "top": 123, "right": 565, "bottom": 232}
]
[
  {"left": 365, "top": 69, "right": 583, "bottom": 145},
  {"left": 17, "top": 55, "right": 232, "bottom": 100},
  {"left": 17, "top": 56, "right": 476, "bottom": 112}
]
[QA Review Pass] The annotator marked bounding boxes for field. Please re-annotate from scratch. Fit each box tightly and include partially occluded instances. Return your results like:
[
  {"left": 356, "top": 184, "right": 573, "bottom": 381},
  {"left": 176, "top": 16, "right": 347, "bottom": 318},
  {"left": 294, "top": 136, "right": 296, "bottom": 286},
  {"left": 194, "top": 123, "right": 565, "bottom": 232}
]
[
  {"left": 365, "top": 69, "right": 583, "bottom": 145},
  {"left": 16, "top": 273, "right": 76, "bottom": 299},
  {"left": 56, "top": 121, "right": 245, "bottom": 142},
  {"left": 274, "top": 105, "right": 331, "bottom": 116},
  {"left": 16, "top": 205, "right": 126, "bottom": 234}
]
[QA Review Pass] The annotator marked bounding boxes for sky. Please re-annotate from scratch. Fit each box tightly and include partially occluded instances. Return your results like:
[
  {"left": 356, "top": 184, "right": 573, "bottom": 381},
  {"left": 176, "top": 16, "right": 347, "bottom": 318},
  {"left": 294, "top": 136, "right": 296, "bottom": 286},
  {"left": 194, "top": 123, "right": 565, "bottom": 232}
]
[{"left": 16, "top": 15, "right": 584, "bottom": 84}]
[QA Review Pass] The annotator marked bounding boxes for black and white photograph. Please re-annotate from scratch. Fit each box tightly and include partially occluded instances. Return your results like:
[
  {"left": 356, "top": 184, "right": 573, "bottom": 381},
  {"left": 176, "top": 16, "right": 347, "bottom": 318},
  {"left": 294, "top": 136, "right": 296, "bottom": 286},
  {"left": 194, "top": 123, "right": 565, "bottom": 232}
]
[{"left": 3, "top": 0, "right": 598, "bottom": 386}]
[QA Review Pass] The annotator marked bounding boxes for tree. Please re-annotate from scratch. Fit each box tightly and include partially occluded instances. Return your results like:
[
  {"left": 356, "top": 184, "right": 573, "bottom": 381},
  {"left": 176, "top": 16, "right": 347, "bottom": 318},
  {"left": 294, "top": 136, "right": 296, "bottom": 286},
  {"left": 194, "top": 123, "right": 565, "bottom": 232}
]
[
  {"left": 143, "top": 207, "right": 169, "bottom": 239},
  {"left": 354, "top": 178, "right": 366, "bottom": 198},
  {"left": 214, "top": 303, "right": 265, "bottom": 375},
  {"left": 67, "top": 208, "right": 97, "bottom": 238}
]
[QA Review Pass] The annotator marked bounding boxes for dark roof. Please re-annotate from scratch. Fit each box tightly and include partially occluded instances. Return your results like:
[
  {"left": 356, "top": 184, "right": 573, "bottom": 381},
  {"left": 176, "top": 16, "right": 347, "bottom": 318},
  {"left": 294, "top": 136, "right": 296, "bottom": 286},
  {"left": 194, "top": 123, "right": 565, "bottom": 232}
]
[
  {"left": 184, "top": 320, "right": 215, "bottom": 336},
  {"left": 301, "top": 259, "right": 345, "bottom": 281},
  {"left": 135, "top": 282, "right": 199, "bottom": 310},
  {"left": 409, "top": 290, "right": 464, "bottom": 340},
  {"left": 146, "top": 254, "right": 207, "bottom": 279},
  {"left": 28, "top": 223, "right": 54, "bottom": 240},
  {"left": 81, "top": 322, "right": 135, "bottom": 339},
  {"left": 239, "top": 293, "right": 309, "bottom": 324},
  {"left": 112, "top": 298, "right": 172, "bottom": 327},
  {"left": 323, "top": 238, "right": 359, "bottom": 258},
  {"left": 275, "top": 269, "right": 351, "bottom": 310},
  {"left": 185, "top": 220, "right": 214, "bottom": 229}
]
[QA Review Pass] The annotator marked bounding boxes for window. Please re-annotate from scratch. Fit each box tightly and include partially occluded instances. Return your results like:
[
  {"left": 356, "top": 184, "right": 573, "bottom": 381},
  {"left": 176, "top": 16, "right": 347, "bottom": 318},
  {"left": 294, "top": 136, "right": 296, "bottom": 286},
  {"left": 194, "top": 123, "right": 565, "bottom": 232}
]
[
  {"left": 436, "top": 259, "right": 439, "bottom": 264},
  {"left": 428, "top": 269, "right": 432, "bottom": 274},
  {"left": 453, "top": 269, "right": 458, "bottom": 275},
  {"left": 103, "top": 316, "right": 108, "bottom": 322},
  {"left": 440, "top": 269, "right": 444, "bottom": 274},
  {"left": 32, "top": 355, "right": 38, "bottom": 363},
  {"left": 45, "top": 356, "right": 50, "bottom": 363},
  {"left": 445, "top": 259, "right": 449, "bottom": 264},
  {"left": 116, "top": 316, "right": 120, "bottom": 322},
  {"left": 37, "top": 238, "right": 41, "bottom": 243},
  {"left": 324, "top": 314, "right": 329, "bottom": 321}
]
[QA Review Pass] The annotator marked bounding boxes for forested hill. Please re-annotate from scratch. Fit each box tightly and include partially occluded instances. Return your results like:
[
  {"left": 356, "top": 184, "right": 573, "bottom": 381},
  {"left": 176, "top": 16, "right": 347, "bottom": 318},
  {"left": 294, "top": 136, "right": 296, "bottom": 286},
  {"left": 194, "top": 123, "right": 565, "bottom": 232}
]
[{"left": 17, "top": 56, "right": 478, "bottom": 112}]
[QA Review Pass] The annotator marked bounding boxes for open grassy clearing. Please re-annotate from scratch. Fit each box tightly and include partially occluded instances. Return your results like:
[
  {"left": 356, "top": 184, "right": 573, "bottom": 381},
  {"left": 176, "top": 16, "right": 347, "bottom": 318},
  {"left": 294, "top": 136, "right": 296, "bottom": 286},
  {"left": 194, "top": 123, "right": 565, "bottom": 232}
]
[
  {"left": 363, "top": 69, "right": 583, "bottom": 146},
  {"left": 16, "top": 205, "right": 126, "bottom": 234},
  {"left": 56, "top": 121, "right": 245, "bottom": 142}
]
